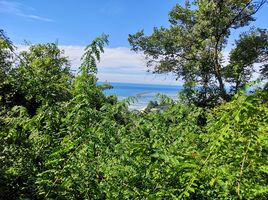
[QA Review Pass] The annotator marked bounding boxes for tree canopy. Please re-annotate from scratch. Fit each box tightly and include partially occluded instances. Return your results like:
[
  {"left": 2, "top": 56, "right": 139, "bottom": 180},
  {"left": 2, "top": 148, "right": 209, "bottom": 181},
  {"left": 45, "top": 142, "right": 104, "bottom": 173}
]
[{"left": 129, "top": 0, "right": 268, "bottom": 106}]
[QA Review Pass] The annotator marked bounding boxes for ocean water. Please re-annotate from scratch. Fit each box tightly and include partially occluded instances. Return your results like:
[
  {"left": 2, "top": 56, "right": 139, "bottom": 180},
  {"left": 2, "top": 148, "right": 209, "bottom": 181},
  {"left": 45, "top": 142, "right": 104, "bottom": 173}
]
[{"left": 102, "top": 82, "right": 182, "bottom": 110}]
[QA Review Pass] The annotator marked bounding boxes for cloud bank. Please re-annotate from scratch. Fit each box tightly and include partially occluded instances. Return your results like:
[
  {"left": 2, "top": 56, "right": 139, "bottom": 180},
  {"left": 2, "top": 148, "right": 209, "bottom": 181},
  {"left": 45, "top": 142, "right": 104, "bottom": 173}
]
[
  {"left": 16, "top": 44, "right": 262, "bottom": 85},
  {"left": 16, "top": 44, "right": 180, "bottom": 85}
]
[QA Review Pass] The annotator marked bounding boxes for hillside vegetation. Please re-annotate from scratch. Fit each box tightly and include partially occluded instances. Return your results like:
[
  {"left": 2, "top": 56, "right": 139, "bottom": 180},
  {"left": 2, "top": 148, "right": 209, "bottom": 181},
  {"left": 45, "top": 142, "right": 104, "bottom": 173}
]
[{"left": 1, "top": 1, "right": 268, "bottom": 199}]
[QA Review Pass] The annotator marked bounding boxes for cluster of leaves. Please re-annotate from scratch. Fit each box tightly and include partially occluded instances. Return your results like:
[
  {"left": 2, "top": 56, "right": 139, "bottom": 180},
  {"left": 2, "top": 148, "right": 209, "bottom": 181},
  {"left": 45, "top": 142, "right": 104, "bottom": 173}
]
[
  {"left": 1, "top": 29, "right": 267, "bottom": 199},
  {"left": 129, "top": 0, "right": 268, "bottom": 107}
]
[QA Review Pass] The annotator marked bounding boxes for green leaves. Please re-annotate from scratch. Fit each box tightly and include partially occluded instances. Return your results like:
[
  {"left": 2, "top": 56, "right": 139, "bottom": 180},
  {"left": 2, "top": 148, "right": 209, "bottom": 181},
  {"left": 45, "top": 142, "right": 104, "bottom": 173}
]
[
  {"left": 1, "top": 30, "right": 268, "bottom": 199},
  {"left": 81, "top": 33, "right": 109, "bottom": 75},
  {"left": 223, "top": 28, "right": 268, "bottom": 93},
  {"left": 129, "top": 0, "right": 267, "bottom": 106}
]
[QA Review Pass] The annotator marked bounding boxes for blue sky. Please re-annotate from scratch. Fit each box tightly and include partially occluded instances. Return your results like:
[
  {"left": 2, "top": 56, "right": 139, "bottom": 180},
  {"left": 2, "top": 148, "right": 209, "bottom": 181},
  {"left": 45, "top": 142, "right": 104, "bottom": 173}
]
[
  {"left": 0, "top": 0, "right": 179, "bottom": 46},
  {"left": 1, "top": 0, "right": 268, "bottom": 84}
]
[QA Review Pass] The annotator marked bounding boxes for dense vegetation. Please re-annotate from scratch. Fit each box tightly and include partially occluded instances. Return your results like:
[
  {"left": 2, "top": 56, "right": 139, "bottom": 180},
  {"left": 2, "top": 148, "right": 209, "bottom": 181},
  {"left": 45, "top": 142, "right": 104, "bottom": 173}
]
[{"left": 1, "top": 1, "right": 268, "bottom": 199}]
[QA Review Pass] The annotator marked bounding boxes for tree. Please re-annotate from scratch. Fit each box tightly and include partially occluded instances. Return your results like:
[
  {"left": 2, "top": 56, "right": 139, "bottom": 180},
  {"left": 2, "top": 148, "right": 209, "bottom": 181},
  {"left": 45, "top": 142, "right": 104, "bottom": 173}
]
[
  {"left": 0, "top": 30, "right": 15, "bottom": 110},
  {"left": 73, "top": 33, "right": 113, "bottom": 110},
  {"left": 129, "top": 0, "right": 267, "bottom": 106},
  {"left": 223, "top": 28, "right": 268, "bottom": 93},
  {"left": 12, "top": 43, "right": 72, "bottom": 116},
  {"left": 0, "top": 30, "right": 13, "bottom": 80}
]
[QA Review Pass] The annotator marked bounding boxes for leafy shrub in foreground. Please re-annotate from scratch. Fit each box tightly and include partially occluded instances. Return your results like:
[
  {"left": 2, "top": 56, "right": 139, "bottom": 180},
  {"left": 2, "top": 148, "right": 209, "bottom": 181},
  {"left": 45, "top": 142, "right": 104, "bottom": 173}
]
[{"left": 0, "top": 32, "right": 267, "bottom": 199}]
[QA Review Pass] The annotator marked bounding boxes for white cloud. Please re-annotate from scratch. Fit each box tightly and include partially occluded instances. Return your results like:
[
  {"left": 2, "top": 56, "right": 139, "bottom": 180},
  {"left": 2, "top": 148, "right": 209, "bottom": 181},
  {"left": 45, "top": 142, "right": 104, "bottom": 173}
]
[
  {"left": 15, "top": 44, "right": 264, "bottom": 86},
  {"left": 20, "top": 14, "right": 53, "bottom": 22},
  {"left": 98, "top": 72, "right": 179, "bottom": 85},
  {"left": 60, "top": 45, "right": 180, "bottom": 85},
  {"left": 16, "top": 44, "right": 29, "bottom": 52},
  {"left": 61, "top": 46, "right": 145, "bottom": 70},
  {"left": 0, "top": 0, "right": 53, "bottom": 22},
  {"left": 222, "top": 50, "right": 230, "bottom": 66},
  {"left": 16, "top": 44, "right": 181, "bottom": 85},
  {"left": 0, "top": 0, "right": 20, "bottom": 14}
]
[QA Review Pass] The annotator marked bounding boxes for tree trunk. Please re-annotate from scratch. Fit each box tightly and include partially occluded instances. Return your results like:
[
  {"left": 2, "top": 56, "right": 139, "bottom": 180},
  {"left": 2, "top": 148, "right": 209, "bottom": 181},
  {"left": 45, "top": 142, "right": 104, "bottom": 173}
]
[{"left": 215, "top": 64, "right": 228, "bottom": 100}]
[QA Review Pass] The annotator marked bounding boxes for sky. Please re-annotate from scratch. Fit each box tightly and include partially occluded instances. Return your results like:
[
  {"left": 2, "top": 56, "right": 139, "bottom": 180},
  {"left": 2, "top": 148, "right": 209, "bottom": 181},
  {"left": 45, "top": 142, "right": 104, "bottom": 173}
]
[{"left": 1, "top": 0, "right": 268, "bottom": 85}]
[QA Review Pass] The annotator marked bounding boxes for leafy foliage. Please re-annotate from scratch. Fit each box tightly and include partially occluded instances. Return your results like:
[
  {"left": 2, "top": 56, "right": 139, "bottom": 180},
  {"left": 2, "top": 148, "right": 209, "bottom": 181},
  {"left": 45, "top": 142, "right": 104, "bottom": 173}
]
[
  {"left": 1, "top": 2, "right": 268, "bottom": 198},
  {"left": 129, "top": 0, "right": 267, "bottom": 106},
  {"left": 223, "top": 28, "right": 268, "bottom": 93}
]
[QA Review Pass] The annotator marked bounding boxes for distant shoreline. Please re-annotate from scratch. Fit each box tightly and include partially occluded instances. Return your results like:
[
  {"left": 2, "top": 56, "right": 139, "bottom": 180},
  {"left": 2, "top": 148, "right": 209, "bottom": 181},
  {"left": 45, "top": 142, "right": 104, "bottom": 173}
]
[
  {"left": 98, "top": 81, "right": 182, "bottom": 87},
  {"left": 101, "top": 82, "right": 181, "bottom": 110}
]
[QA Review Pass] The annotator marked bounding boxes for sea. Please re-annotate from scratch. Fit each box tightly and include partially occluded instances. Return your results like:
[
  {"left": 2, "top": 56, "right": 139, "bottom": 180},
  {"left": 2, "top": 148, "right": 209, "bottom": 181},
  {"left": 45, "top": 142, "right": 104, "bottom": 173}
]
[{"left": 101, "top": 82, "right": 183, "bottom": 110}]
